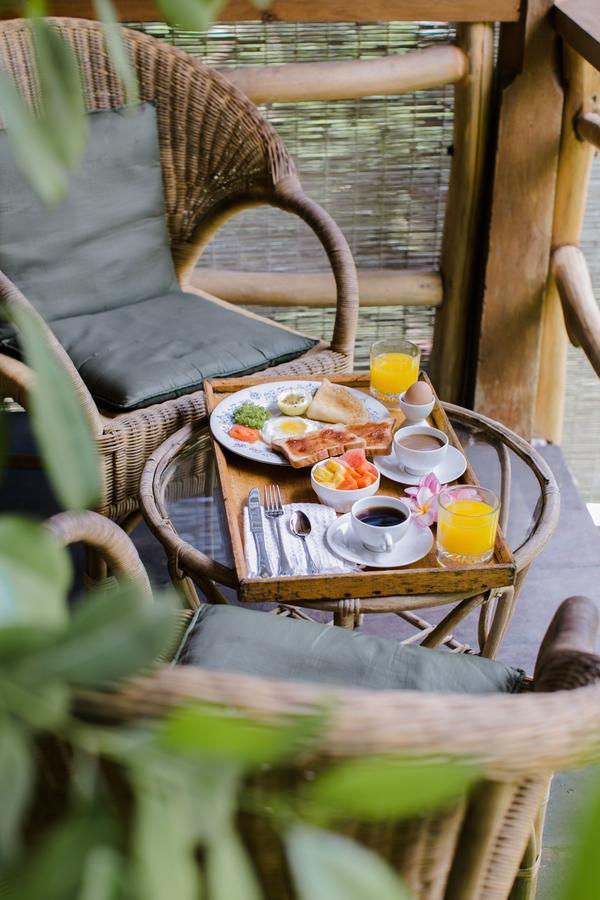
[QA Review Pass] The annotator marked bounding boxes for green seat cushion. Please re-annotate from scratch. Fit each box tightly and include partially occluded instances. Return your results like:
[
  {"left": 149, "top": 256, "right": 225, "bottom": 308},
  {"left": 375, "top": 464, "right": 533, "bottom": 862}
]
[
  {"left": 45, "top": 293, "right": 317, "bottom": 410},
  {"left": 0, "top": 103, "right": 179, "bottom": 338},
  {"left": 176, "top": 605, "right": 525, "bottom": 694}
]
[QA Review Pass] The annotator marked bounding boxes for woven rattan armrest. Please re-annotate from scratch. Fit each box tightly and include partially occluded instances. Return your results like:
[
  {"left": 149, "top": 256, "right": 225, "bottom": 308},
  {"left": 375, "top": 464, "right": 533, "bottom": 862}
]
[{"left": 533, "top": 595, "right": 600, "bottom": 691}]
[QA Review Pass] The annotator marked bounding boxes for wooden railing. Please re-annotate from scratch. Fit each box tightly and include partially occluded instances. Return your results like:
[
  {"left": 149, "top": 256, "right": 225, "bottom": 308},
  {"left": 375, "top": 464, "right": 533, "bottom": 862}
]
[{"left": 534, "top": 1, "right": 600, "bottom": 439}]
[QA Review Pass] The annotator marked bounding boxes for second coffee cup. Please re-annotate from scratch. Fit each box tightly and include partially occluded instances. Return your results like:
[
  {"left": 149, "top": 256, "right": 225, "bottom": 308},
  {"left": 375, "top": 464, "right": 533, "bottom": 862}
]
[
  {"left": 394, "top": 425, "right": 448, "bottom": 475},
  {"left": 351, "top": 496, "right": 411, "bottom": 553}
]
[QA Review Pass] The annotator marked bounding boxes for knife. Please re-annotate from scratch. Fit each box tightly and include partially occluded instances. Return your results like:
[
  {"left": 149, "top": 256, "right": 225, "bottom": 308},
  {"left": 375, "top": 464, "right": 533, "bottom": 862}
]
[{"left": 248, "top": 488, "right": 272, "bottom": 578}]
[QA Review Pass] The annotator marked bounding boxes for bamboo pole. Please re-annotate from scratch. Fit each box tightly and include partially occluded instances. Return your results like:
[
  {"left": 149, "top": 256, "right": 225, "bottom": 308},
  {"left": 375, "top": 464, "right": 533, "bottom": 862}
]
[
  {"left": 577, "top": 110, "right": 600, "bottom": 149},
  {"left": 474, "top": 0, "right": 564, "bottom": 438},
  {"left": 222, "top": 44, "right": 468, "bottom": 104},
  {"left": 552, "top": 244, "right": 600, "bottom": 378},
  {"left": 534, "top": 47, "right": 600, "bottom": 442},
  {"left": 430, "top": 23, "right": 494, "bottom": 404},
  {"left": 190, "top": 268, "right": 442, "bottom": 308}
]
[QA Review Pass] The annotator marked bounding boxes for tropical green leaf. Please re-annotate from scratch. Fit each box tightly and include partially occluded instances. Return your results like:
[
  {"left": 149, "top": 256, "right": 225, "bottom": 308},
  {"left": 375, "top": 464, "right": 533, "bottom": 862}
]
[
  {"left": 77, "top": 846, "right": 123, "bottom": 900},
  {"left": 0, "top": 67, "right": 67, "bottom": 205},
  {"left": 132, "top": 767, "right": 200, "bottom": 900},
  {"left": 562, "top": 770, "right": 600, "bottom": 900},
  {"left": 30, "top": 17, "right": 88, "bottom": 169},
  {"left": 9, "top": 304, "right": 102, "bottom": 510},
  {"left": 5, "top": 808, "right": 117, "bottom": 900},
  {"left": 154, "top": 0, "right": 223, "bottom": 31},
  {"left": 94, "top": 0, "right": 139, "bottom": 106},
  {"left": 0, "top": 719, "right": 33, "bottom": 864},
  {"left": 286, "top": 826, "right": 411, "bottom": 900},
  {"left": 306, "top": 757, "right": 478, "bottom": 823},
  {"left": 159, "top": 706, "right": 326, "bottom": 767},
  {"left": 0, "top": 676, "right": 70, "bottom": 729},
  {"left": 15, "top": 585, "right": 178, "bottom": 688},
  {"left": 0, "top": 516, "right": 70, "bottom": 629},
  {"left": 206, "top": 829, "right": 263, "bottom": 900}
]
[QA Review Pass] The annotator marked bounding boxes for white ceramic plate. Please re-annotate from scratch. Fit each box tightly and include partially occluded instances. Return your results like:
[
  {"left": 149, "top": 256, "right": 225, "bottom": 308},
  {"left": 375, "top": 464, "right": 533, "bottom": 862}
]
[
  {"left": 373, "top": 445, "right": 467, "bottom": 486},
  {"left": 210, "top": 380, "right": 391, "bottom": 466},
  {"left": 326, "top": 514, "right": 433, "bottom": 568}
]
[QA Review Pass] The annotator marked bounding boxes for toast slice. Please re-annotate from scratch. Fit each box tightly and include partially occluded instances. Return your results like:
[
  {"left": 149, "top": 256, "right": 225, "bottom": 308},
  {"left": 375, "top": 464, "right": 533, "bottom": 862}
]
[
  {"left": 272, "top": 420, "right": 394, "bottom": 467},
  {"left": 347, "top": 419, "right": 395, "bottom": 456},
  {"left": 272, "top": 427, "right": 366, "bottom": 468},
  {"left": 306, "top": 379, "right": 368, "bottom": 425}
]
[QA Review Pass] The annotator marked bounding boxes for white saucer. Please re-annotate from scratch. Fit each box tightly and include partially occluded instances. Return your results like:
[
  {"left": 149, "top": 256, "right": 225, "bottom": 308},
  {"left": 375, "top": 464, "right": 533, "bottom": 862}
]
[
  {"left": 326, "top": 514, "right": 433, "bottom": 569},
  {"left": 373, "top": 445, "right": 467, "bottom": 486}
]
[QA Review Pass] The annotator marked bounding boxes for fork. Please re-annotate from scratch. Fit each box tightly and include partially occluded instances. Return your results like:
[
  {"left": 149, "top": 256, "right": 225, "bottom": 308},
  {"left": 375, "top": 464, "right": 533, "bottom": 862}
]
[{"left": 264, "top": 484, "right": 294, "bottom": 577}]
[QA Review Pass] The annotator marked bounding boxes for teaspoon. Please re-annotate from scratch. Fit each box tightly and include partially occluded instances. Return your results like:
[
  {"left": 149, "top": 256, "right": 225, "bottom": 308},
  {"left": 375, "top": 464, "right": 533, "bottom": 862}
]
[{"left": 290, "top": 510, "right": 319, "bottom": 575}]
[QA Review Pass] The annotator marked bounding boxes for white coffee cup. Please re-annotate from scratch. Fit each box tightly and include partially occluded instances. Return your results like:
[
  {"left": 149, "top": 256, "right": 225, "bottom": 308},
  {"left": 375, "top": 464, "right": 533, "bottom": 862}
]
[
  {"left": 394, "top": 425, "right": 448, "bottom": 475},
  {"left": 350, "top": 496, "right": 411, "bottom": 553}
]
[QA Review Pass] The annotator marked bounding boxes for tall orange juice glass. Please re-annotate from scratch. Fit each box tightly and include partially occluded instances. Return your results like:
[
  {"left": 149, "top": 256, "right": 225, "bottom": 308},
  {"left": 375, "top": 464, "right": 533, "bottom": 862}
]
[
  {"left": 370, "top": 339, "right": 421, "bottom": 406},
  {"left": 437, "top": 485, "right": 500, "bottom": 568}
]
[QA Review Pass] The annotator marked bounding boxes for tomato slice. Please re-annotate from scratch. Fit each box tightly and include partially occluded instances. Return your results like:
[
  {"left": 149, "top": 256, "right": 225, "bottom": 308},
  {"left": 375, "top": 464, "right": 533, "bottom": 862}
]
[{"left": 229, "top": 424, "right": 261, "bottom": 443}]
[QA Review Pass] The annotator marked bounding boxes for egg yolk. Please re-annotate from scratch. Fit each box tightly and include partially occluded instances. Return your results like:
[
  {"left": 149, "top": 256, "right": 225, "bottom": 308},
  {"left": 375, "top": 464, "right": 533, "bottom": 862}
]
[{"left": 279, "top": 419, "right": 308, "bottom": 435}]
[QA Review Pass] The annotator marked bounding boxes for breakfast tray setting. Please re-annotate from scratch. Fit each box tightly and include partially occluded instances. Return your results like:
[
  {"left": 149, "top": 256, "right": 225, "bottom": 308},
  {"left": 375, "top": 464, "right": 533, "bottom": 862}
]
[{"left": 204, "top": 372, "right": 516, "bottom": 604}]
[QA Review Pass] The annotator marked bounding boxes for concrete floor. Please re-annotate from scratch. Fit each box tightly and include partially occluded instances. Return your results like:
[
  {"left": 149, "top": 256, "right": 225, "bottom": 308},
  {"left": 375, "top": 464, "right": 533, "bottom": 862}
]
[{"left": 3, "top": 414, "right": 599, "bottom": 898}]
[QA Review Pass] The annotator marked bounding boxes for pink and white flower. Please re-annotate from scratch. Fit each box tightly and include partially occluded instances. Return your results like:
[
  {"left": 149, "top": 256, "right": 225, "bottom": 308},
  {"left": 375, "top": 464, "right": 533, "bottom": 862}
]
[{"left": 405, "top": 473, "right": 479, "bottom": 527}]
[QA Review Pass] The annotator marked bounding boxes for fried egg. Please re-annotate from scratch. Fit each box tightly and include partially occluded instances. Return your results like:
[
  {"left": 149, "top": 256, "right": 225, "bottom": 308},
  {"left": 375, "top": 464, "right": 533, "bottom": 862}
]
[{"left": 260, "top": 416, "right": 320, "bottom": 447}]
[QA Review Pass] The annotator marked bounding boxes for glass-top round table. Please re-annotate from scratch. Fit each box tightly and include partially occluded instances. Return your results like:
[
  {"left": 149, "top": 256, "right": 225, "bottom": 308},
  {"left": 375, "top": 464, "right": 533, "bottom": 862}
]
[{"left": 140, "top": 403, "right": 559, "bottom": 658}]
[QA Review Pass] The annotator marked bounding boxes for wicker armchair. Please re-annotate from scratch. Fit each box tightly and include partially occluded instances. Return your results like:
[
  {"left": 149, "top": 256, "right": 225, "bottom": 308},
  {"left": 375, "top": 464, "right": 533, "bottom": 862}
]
[
  {"left": 0, "top": 18, "right": 358, "bottom": 521},
  {"left": 46, "top": 510, "right": 600, "bottom": 900}
]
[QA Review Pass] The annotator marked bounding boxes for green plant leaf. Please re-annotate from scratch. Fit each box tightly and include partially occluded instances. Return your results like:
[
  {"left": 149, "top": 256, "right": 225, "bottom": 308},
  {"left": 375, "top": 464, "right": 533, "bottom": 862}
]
[
  {"left": 159, "top": 706, "right": 326, "bottom": 767},
  {"left": 77, "top": 846, "right": 123, "bottom": 900},
  {"left": 0, "top": 516, "right": 70, "bottom": 629},
  {"left": 286, "top": 826, "right": 411, "bottom": 900},
  {"left": 0, "top": 719, "right": 32, "bottom": 864},
  {"left": 15, "top": 585, "right": 178, "bottom": 688},
  {"left": 562, "top": 769, "right": 600, "bottom": 900},
  {"left": 0, "top": 67, "right": 67, "bottom": 205},
  {"left": 30, "top": 17, "right": 88, "bottom": 169},
  {"left": 154, "top": 0, "right": 224, "bottom": 31},
  {"left": 132, "top": 767, "right": 200, "bottom": 900},
  {"left": 5, "top": 808, "right": 118, "bottom": 900},
  {"left": 0, "top": 676, "right": 70, "bottom": 729},
  {"left": 9, "top": 305, "right": 102, "bottom": 510},
  {"left": 206, "top": 829, "right": 263, "bottom": 900},
  {"left": 306, "top": 756, "right": 477, "bottom": 823},
  {"left": 94, "top": 0, "right": 139, "bottom": 106}
]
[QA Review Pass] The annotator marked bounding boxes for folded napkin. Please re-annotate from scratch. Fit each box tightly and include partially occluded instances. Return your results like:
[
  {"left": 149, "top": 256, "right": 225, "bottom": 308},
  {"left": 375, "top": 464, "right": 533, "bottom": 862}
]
[{"left": 243, "top": 502, "right": 358, "bottom": 577}]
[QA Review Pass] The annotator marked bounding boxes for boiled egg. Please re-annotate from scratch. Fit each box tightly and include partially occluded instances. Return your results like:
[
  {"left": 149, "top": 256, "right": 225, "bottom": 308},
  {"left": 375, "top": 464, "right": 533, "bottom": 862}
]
[
  {"left": 403, "top": 381, "right": 434, "bottom": 405},
  {"left": 260, "top": 416, "right": 320, "bottom": 446}
]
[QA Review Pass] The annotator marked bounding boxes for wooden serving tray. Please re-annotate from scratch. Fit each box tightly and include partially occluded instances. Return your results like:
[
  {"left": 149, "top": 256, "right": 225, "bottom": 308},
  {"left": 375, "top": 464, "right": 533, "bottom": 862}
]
[{"left": 204, "top": 372, "right": 515, "bottom": 604}]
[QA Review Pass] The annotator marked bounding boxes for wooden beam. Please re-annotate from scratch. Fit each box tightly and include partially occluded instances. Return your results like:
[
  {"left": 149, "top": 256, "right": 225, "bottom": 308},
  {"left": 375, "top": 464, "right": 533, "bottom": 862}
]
[
  {"left": 534, "top": 47, "right": 600, "bottom": 441},
  {"left": 223, "top": 45, "right": 467, "bottom": 104},
  {"left": 474, "top": 0, "right": 564, "bottom": 438},
  {"left": 430, "top": 23, "right": 494, "bottom": 403},
  {"left": 0, "top": 0, "right": 522, "bottom": 23},
  {"left": 577, "top": 110, "right": 600, "bottom": 149},
  {"left": 553, "top": 0, "right": 600, "bottom": 72},
  {"left": 552, "top": 244, "right": 600, "bottom": 377},
  {"left": 191, "top": 268, "right": 442, "bottom": 308}
]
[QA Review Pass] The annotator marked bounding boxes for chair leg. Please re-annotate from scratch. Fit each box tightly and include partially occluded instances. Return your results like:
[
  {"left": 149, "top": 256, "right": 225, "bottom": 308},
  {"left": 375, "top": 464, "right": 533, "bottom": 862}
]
[
  {"left": 334, "top": 599, "right": 361, "bottom": 628},
  {"left": 509, "top": 779, "right": 551, "bottom": 900}
]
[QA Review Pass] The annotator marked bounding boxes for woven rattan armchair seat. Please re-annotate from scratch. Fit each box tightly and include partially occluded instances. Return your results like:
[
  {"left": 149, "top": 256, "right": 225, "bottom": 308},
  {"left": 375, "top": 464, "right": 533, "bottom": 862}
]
[
  {"left": 0, "top": 18, "right": 358, "bottom": 519},
  {"left": 46, "top": 510, "right": 600, "bottom": 900}
]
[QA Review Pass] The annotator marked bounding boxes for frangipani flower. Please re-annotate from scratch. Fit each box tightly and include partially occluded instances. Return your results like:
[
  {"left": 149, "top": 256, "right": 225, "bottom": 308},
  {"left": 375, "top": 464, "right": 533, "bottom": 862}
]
[
  {"left": 404, "top": 472, "right": 441, "bottom": 527},
  {"left": 405, "top": 473, "right": 479, "bottom": 527}
]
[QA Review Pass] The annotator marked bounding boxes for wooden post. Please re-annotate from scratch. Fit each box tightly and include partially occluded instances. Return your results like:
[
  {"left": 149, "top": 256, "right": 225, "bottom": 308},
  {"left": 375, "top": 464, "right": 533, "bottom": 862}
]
[
  {"left": 430, "top": 23, "right": 494, "bottom": 403},
  {"left": 534, "top": 47, "right": 600, "bottom": 442},
  {"left": 473, "top": 0, "right": 564, "bottom": 438}
]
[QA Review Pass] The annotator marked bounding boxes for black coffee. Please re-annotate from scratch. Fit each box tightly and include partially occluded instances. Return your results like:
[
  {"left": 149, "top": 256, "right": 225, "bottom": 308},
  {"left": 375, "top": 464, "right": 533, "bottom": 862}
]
[{"left": 356, "top": 507, "right": 407, "bottom": 528}]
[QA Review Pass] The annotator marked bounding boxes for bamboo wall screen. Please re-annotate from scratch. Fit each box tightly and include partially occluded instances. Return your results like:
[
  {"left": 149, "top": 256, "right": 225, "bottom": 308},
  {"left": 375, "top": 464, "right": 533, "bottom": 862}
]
[{"left": 131, "top": 21, "right": 456, "bottom": 369}]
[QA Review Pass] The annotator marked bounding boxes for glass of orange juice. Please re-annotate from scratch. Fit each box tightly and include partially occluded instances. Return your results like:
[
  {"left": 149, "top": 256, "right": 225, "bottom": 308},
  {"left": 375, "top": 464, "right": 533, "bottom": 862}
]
[
  {"left": 437, "top": 485, "right": 500, "bottom": 567},
  {"left": 370, "top": 339, "right": 421, "bottom": 406}
]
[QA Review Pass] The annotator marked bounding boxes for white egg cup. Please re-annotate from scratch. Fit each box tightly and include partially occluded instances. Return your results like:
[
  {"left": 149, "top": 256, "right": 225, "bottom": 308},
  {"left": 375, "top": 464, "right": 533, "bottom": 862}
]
[{"left": 398, "top": 391, "right": 435, "bottom": 427}]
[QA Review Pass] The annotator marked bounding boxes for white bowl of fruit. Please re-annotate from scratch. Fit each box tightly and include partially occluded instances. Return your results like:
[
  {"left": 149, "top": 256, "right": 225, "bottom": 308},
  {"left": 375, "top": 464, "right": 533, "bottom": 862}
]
[{"left": 311, "top": 449, "right": 380, "bottom": 514}]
